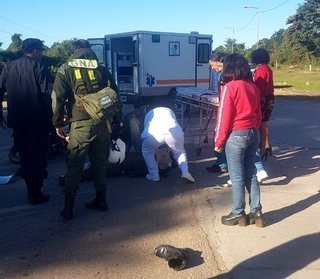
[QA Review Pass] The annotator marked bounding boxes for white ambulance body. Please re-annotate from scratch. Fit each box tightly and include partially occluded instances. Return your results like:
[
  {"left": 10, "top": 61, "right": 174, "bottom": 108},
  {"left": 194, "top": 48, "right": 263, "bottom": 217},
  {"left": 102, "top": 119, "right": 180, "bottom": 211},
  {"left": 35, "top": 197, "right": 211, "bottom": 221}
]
[{"left": 88, "top": 30, "right": 212, "bottom": 103}]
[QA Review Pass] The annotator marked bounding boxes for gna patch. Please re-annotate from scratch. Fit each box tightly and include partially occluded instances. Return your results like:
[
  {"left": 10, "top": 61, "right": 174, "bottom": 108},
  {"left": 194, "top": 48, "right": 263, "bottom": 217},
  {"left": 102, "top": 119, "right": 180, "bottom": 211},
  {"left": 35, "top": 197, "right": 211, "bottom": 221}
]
[{"left": 68, "top": 59, "right": 98, "bottom": 69}]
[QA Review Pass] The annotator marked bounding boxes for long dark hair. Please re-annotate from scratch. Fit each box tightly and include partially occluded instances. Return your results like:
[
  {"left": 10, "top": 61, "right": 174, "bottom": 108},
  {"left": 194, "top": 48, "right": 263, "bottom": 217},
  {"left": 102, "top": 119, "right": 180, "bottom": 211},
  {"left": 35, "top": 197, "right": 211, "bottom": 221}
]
[{"left": 222, "top": 54, "right": 253, "bottom": 84}]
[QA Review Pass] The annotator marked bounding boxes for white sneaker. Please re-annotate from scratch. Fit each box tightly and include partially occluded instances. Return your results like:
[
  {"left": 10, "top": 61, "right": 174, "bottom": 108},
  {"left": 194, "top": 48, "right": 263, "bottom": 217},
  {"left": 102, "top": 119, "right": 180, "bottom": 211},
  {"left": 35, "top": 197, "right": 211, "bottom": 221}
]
[
  {"left": 181, "top": 172, "right": 196, "bottom": 183},
  {"left": 256, "top": 170, "right": 268, "bottom": 183},
  {"left": 146, "top": 173, "right": 160, "bottom": 182},
  {"left": 219, "top": 179, "right": 231, "bottom": 188}
]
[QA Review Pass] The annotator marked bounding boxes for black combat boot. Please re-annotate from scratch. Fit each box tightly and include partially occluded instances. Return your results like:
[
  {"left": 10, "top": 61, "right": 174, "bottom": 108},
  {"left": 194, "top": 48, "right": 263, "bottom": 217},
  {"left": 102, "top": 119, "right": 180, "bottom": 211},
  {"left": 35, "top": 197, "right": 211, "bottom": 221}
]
[
  {"left": 28, "top": 191, "right": 50, "bottom": 205},
  {"left": 85, "top": 190, "right": 108, "bottom": 211},
  {"left": 154, "top": 245, "right": 187, "bottom": 271},
  {"left": 60, "top": 194, "right": 76, "bottom": 221},
  {"left": 26, "top": 180, "right": 49, "bottom": 206}
]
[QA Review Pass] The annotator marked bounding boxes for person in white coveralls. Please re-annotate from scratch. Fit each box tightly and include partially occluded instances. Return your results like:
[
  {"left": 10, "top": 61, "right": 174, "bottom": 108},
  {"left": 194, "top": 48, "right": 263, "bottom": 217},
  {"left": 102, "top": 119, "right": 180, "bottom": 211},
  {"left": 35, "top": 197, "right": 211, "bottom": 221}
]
[{"left": 141, "top": 107, "right": 195, "bottom": 183}]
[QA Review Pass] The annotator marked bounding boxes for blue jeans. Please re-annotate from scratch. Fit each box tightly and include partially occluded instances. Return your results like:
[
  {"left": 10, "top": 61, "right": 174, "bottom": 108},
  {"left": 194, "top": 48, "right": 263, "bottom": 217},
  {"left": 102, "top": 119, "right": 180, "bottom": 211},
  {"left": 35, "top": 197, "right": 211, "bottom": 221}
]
[
  {"left": 255, "top": 151, "right": 264, "bottom": 172},
  {"left": 225, "top": 129, "right": 261, "bottom": 214},
  {"left": 215, "top": 149, "right": 228, "bottom": 170}
]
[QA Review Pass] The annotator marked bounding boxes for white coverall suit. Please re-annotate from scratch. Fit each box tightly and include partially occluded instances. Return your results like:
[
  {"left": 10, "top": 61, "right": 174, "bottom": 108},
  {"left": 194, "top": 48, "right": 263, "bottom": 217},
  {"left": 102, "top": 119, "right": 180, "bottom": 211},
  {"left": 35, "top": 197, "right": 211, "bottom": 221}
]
[{"left": 141, "top": 107, "right": 195, "bottom": 182}]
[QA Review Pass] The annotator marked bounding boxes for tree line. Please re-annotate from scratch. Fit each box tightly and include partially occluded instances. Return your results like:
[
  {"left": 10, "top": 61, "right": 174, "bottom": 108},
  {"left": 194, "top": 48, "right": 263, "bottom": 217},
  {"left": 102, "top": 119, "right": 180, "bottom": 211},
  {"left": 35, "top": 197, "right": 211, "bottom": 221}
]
[
  {"left": 0, "top": 0, "right": 319, "bottom": 71},
  {"left": 215, "top": 0, "right": 320, "bottom": 68}
]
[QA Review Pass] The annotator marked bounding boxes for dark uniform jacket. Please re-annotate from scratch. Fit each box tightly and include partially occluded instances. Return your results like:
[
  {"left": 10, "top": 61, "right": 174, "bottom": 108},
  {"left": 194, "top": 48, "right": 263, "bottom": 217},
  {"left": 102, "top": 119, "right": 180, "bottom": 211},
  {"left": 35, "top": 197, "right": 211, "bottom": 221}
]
[
  {"left": 52, "top": 48, "right": 119, "bottom": 128},
  {"left": 0, "top": 55, "right": 52, "bottom": 129}
]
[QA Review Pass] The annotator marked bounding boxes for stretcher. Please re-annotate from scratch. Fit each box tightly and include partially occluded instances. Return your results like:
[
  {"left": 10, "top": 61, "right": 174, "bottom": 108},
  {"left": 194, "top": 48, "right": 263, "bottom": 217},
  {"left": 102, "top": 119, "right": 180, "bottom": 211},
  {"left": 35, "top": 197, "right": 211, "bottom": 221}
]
[{"left": 175, "top": 87, "right": 219, "bottom": 155}]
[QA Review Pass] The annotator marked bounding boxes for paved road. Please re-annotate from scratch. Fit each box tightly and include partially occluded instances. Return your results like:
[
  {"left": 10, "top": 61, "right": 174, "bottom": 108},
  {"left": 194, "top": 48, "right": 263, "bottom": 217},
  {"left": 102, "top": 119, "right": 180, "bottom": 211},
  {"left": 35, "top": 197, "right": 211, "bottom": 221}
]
[{"left": 0, "top": 96, "right": 319, "bottom": 279}]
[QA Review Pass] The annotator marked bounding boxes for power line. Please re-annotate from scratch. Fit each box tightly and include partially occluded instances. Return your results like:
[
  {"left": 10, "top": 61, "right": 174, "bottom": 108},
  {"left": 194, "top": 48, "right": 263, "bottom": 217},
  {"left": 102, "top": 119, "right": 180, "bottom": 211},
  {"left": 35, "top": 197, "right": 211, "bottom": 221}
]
[
  {"left": 237, "top": 14, "right": 257, "bottom": 32},
  {"left": 0, "top": 28, "right": 13, "bottom": 36},
  {"left": 261, "top": 0, "right": 292, "bottom": 13},
  {"left": 237, "top": 0, "right": 294, "bottom": 33},
  {"left": 0, "top": 15, "right": 59, "bottom": 41}
]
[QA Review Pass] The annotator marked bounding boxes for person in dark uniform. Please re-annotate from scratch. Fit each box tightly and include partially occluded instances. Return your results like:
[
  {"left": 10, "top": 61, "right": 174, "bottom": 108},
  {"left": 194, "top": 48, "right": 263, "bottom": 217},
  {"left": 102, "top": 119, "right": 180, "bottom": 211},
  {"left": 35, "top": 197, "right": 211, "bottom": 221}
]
[
  {"left": 0, "top": 38, "right": 52, "bottom": 205},
  {"left": 52, "top": 39, "right": 121, "bottom": 221},
  {"left": 122, "top": 104, "right": 148, "bottom": 154}
]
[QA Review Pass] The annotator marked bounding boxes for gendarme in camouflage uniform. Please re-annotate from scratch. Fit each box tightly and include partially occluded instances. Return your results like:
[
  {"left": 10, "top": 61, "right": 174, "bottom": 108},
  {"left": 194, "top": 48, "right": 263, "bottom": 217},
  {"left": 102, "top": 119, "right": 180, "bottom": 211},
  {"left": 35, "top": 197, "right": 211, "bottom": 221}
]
[{"left": 52, "top": 39, "right": 121, "bottom": 221}]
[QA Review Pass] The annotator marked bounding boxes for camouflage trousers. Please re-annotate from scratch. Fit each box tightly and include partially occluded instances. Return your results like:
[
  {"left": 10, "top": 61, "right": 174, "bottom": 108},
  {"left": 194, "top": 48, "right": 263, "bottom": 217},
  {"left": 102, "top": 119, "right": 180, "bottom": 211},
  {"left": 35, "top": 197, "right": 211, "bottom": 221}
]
[{"left": 64, "top": 119, "right": 110, "bottom": 195}]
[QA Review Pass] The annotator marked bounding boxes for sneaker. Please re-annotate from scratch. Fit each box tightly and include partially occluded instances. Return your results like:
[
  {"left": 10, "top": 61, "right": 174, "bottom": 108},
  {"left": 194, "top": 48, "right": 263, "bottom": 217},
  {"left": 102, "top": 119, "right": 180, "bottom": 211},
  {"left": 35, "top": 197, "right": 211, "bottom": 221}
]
[
  {"left": 206, "top": 164, "right": 228, "bottom": 173},
  {"left": 217, "top": 179, "right": 231, "bottom": 188},
  {"left": 181, "top": 172, "right": 195, "bottom": 183},
  {"left": 257, "top": 170, "right": 268, "bottom": 183},
  {"left": 146, "top": 173, "right": 160, "bottom": 182}
]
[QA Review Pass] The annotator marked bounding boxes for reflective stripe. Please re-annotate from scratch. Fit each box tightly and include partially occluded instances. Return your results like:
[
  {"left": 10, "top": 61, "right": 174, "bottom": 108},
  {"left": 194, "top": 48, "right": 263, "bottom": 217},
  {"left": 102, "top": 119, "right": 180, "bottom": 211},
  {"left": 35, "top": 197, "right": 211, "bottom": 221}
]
[
  {"left": 88, "top": 69, "right": 95, "bottom": 81},
  {"left": 74, "top": 69, "right": 82, "bottom": 80},
  {"left": 214, "top": 85, "right": 227, "bottom": 144}
]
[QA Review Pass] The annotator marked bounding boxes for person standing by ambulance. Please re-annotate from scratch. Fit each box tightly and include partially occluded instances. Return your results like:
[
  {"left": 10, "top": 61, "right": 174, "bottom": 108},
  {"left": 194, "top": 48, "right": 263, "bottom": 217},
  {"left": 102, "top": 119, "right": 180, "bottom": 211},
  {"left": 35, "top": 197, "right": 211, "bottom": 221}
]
[
  {"left": 0, "top": 38, "right": 52, "bottom": 205},
  {"left": 206, "top": 53, "right": 228, "bottom": 174},
  {"left": 250, "top": 48, "right": 274, "bottom": 161},
  {"left": 52, "top": 39, "right": 121, "bottom": 221},
  {"left": 214, "top": 54, "right": 264, "bottom": 227}
]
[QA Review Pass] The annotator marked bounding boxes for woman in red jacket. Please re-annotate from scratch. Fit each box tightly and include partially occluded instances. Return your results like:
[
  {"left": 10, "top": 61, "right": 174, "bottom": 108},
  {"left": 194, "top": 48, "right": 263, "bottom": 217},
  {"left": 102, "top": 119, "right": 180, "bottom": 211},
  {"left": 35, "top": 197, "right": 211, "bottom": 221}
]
[
  {"left": 214, "top": 54, "right": 264, "bottom": 227},
  {"left": 251, "top": 48, "right": 274, "bottom": 160}
]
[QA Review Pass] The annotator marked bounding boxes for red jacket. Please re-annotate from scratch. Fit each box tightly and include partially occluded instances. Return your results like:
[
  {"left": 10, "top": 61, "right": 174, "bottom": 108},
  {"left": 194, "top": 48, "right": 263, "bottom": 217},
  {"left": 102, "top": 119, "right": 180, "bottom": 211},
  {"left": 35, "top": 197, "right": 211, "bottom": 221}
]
[
  {"left": 214, "top": 80, "right": 262, "bottom": 149},
  {"left": 253, "top": 64, "right": 274, "bottom": 97}
]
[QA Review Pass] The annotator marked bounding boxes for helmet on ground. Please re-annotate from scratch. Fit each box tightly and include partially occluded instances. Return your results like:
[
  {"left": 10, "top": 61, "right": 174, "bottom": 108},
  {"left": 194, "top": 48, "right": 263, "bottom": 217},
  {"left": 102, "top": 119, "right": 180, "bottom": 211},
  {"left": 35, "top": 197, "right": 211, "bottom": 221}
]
[{"left": 108, "top": 138, "right": 126, "bottom": 164}]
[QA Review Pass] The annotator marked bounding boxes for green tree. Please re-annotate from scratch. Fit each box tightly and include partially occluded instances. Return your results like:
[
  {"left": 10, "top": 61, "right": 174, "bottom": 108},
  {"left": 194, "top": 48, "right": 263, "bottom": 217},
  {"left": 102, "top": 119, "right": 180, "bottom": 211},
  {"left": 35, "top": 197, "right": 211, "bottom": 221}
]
[
  {"left": 44, "top": 39, "right": 74, "bottom": 75},
  {"left": 7, "top": 34, "right": 22, "bottom": 52},
  {"left": 46, "top": 39, "right": 73, "bottom": 64},
  {"left": 286, "top": 0, "right": 320, "bottom": 59},
  {"left": 268, "top": 29, "right": 285, "bottom": 68},
  {"left": 214, "top": 38, "right": 246, "bottom": 54}
]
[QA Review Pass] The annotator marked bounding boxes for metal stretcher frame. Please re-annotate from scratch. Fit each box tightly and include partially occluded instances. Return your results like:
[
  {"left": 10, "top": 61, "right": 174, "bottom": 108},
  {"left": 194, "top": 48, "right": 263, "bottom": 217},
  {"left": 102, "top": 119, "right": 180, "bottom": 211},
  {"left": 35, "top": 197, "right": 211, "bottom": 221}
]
[{"left": 175, "top": 92, "right": 219, "bottom": 155}]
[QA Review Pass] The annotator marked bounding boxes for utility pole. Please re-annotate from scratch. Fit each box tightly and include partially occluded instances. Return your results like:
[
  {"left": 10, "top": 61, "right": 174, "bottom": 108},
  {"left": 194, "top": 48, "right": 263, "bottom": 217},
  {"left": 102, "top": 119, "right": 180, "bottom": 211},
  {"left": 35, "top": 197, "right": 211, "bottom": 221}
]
[
  {"left": 224, "top": 26, "right": 235, "bottom": 53},
  {"left": 244, "top": 6, "right": 260, "bottom": 49}
]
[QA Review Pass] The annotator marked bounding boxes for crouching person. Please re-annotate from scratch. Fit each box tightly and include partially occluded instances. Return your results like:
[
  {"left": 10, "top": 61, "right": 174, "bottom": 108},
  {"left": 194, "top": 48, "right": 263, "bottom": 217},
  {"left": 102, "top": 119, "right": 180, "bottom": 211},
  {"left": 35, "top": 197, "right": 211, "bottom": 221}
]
[
  {"left": 52, "top": 39, "right": 121, "bottom": 221},
  {"left": 141, "top": 107, "right": 195, "bottom": 183}
]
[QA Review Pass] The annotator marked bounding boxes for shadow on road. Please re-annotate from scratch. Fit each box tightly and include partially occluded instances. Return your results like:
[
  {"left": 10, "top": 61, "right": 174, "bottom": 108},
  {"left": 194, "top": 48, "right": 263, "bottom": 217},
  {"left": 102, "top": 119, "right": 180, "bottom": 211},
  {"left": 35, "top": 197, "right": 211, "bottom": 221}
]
[
  {"left": 209, "top": 232, "right": 320, "bottom": 279},
  {"left": 261, "top": 147, "right": 320, "bottom": 186},
  {"left": 1, "top": 96, "right": 320, "bottom": 278},
  {"left": 264, "top": 191, "right": 320, "bottom": 226}
]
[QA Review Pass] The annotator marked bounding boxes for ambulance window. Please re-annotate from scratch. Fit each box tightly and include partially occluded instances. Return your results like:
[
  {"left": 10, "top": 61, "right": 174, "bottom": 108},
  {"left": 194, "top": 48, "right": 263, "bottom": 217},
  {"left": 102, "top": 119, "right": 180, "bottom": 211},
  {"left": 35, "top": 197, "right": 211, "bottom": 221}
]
[
  {"left": 198, "top": 43, "right": 210, "bottom": 64},
  {"left": 90, "top": 44, "right": 104, "bottom": 64}
]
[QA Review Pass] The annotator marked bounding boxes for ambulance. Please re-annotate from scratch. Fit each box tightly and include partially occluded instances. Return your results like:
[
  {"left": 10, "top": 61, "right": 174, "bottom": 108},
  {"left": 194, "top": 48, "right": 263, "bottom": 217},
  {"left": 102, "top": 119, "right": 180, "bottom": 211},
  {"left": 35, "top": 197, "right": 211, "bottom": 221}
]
[{"left": 88, "top": 30, "right": 212, "bottom": 104}]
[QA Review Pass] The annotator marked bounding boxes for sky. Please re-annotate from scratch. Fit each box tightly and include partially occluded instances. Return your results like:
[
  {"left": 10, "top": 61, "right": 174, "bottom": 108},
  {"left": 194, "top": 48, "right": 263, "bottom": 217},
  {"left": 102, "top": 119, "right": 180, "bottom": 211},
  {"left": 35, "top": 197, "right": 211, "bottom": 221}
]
[{"left": 0, "top": 0, "right": 305, "bottom": 50}]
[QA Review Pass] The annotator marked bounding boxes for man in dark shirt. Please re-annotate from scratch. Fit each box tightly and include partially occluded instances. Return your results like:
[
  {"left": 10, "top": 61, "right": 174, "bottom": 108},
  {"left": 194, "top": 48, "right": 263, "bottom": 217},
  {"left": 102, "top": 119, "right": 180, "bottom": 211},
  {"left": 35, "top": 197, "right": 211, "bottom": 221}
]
[{"left": 0, "top": 38, "right": 52, "bottom": 205}]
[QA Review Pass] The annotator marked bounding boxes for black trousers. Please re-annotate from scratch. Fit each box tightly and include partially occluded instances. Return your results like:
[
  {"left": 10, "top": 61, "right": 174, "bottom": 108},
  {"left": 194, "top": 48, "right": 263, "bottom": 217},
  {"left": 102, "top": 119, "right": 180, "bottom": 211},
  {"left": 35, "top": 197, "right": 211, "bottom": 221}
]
[{"left": 13, "top": 126, "right": 49, "bottom": 196}]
